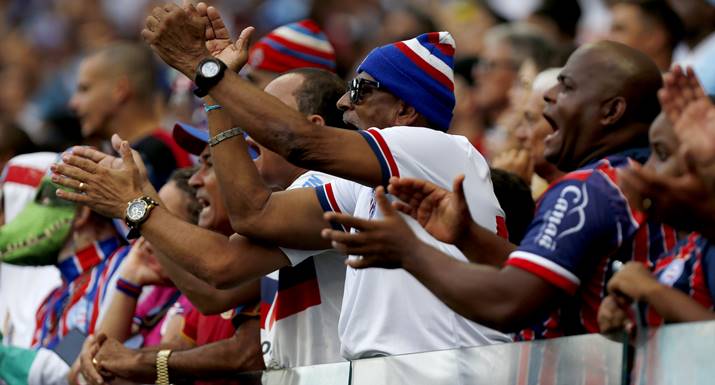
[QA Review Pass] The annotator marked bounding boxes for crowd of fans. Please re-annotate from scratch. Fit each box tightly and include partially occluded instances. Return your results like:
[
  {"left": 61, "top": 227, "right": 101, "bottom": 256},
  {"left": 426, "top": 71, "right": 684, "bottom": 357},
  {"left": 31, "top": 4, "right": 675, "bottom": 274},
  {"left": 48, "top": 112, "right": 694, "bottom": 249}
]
[{"left": 1, "top": 0, "right": 715, "bottom": 384}]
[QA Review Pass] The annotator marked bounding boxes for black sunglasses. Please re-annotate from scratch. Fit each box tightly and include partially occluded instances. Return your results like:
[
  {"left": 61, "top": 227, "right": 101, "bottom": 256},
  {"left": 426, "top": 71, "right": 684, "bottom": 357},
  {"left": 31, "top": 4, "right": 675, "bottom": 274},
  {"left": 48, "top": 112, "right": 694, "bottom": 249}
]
[{"left": 348, "top": 78, "right": 381, "bottom": 105}]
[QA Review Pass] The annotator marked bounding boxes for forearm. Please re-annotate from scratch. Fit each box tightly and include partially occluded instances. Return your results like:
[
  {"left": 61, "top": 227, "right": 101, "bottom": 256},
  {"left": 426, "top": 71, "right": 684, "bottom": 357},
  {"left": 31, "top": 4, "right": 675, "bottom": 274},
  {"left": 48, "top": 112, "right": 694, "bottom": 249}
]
[
  {"left": 456, "top": 220, "right": 516, "bottom": 266},
  {"left": 403, "top": 242, "right": 551, "bottom": 331},
  {"left": 96, "top": 291, "right": 139, "bottom": 342},
  {"left": 203, "top": 95, "right": 277, "bottom": 234},
  {"left": 140, "top": 207, "right": 252, "bottom": 288},
  {"left": 642, "top": 284, "right": 715, "bottom": 323},
  {"left": 210, "top": 71, "right": 320, "bottom": 166},
  {"left": 154, "top": 253, "right": 259, "bottom": 315},
  {"left": 168, "top": 319, "right": 264, "bottom": 379}
]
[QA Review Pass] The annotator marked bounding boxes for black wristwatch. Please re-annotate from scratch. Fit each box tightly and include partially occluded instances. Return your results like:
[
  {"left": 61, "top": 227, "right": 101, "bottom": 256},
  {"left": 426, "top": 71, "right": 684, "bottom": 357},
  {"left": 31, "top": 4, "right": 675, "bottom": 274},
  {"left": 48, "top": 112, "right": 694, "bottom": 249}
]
[
  {"left": 125, "top": 196, "right": 160, "bottom": 239},
  {"left": 193, "top": 57, "right": 228, "bottom": 97}
]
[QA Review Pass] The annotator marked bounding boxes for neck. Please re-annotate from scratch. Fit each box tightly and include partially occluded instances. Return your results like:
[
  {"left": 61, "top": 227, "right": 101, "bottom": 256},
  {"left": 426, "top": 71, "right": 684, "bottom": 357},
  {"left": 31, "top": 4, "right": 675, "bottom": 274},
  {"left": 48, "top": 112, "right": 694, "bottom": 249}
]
[
  {"left": 108, "top": 102, "right": 160, "bottom": 143},
  {"left": 535, "top": 163, "right": 564, "bottom": 184},
  {"left": 283, "top": 168, "right": 309, "bottom": 190},
  {"left": 57, "top": 222, "right": 117, "bottom": 263}
]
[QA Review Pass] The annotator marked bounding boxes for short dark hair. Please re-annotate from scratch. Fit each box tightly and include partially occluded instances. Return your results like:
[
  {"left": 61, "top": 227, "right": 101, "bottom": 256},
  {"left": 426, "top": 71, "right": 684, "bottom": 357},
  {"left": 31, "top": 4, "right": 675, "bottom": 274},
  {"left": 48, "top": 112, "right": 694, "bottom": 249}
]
[
  {"left": 287, "top": 68, "right": 348, "bottom": 129},
  {"left": 92, "top": 42, "right": 159, "bottom": 103},
  {"left": 533, "top": 0, "right": 582, "bottom": 40},
  {"left": 609, "top": 0, "right": 685, "bottom": 50},
  {"left": 169, "top": 166, "right": 200, "bottom": 225},
  {"left": 490, "top": 168, "right": 535, "bottom": 244}
]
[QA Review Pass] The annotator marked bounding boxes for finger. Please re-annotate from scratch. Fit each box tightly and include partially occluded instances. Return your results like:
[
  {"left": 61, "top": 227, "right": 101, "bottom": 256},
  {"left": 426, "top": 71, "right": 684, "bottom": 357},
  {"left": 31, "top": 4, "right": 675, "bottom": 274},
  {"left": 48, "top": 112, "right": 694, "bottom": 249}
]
[
  {"left": 141, "top": 28, "right": 156, "bottom": 44},
  {"left": 393, "top": 200, "right": 415, "bottom": 218},
  {"left": 685, "top": 66, "right": 706, "bottom": 100},
  {"left": 51, "top": 174, "right": 84, "bottom": 191},
  {"left": 62, "top": 154, "right": 99, "bottom": 174},
  {"left": 207, "top": 6, "right": 232, "bottom": 40},
  {"left": 196, "top": 2, "right": 208, "bottom": 17},
  {"left": 51, "top": 163, "right": 92, "bottom": 184},
  {"left": 346, "top": 255, "right": 392, "bottom": 269},
  {"left": 71, "top": 147, "right": 107, "bottom": 164},
  {"left": 324, "top": 211, "right": 373, "bottom": 231},
  {"left": 152, "top": 6, "right": 169, "bottom": 20},
  {"left": 235, "top": 26, "right": 255, "bottom": 51},
  {"left": 374, "top": 186, "right": 396, "bottom": 217},
  {"left": 321, "top": 228, "right": 370, "bottom": 249},
  {"left": 95, "top": 333, "right": 108, "bottom": 345},
  {"left": 145, "top": 15, "right": 160, "bottom": 31},
  {"left": 119, "top": 141, "right": 138, "bottom": 171},
  {"left": 56, "top": 189, "right": 89, "bottom": 203}
]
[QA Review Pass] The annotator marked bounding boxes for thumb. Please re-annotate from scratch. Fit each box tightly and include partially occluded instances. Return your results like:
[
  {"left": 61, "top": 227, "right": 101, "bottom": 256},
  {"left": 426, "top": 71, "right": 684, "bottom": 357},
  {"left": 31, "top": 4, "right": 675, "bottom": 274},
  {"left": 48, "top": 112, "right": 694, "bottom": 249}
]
[
  {"left": 452, "top": 174, "right": 467, "bottom": 207},
  {"left": 111, "top": 134, "right": 124, "bottom": 152},
  {"left": 375, "top": 186, "right": 396, "bottom": 217},
  {"left": 236, "top": 26, "right": 255, "bottom": 52},
  {"left": 119, "top": 141, "right": 136, "bottom": 170},
  {"left": 95, "top": 333, "right": 108, "bottom": 345}
]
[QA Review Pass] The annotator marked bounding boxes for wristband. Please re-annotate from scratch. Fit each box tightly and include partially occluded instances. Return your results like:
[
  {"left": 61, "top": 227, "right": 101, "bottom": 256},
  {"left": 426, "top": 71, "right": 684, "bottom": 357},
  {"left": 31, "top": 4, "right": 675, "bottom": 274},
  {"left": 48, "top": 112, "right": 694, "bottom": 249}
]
[
  {"left": 208, "top": 127, "right": 244, "bottom": 147},
  {"left": 116, "top": 277, "right": 142, "bottom": 299},
  {"left": 204, "top": 104, "right": 222, "bottom": 113}
]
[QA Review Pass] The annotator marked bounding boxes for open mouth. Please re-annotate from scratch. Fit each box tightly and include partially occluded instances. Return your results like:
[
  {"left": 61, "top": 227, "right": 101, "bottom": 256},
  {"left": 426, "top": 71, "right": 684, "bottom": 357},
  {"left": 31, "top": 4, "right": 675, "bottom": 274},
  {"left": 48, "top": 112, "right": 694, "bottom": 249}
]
[{"left": 542, "top": 112, "right": 561, "bottom": 144}]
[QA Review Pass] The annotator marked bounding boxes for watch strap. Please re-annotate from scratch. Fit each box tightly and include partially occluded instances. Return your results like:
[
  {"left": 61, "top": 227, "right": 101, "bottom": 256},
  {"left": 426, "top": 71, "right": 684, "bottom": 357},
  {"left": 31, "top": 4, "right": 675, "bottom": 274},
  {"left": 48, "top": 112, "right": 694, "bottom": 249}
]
[
  {"left": 194, "top": 58, "right": 227, "bottom": 98},
  {"left": 156, "top": 349, "right": 172, "bottom": 385}
]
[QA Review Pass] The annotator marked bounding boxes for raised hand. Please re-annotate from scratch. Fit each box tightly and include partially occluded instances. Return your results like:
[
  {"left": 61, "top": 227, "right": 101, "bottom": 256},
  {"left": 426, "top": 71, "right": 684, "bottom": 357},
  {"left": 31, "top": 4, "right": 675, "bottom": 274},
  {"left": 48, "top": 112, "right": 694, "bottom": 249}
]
[
  {"left": 491, "top": 148, "right": 533, "bottom": 183},
  {"left": 119, "top": 238, "right": 168, "bottom": 286},
  {"left": 197, "top": 2, "right": 255, "bottom": 72},
  {"left": 142, "top": 2, "right": 210, "bottom": 78},
  {"left": 321, "top": 186, "right": 429, "bottom": 269},
  {"left": 51, "top": 140, "right": 148, "bottom": 218},
  {"left": 618, "top": 159, "right": 715, "bottom": 234},
  {"left": 387, "top": 175, "right": 471, "bottom": 244},
  {"left": 658, "top": 65, "right": 707, "bottom": 126}
]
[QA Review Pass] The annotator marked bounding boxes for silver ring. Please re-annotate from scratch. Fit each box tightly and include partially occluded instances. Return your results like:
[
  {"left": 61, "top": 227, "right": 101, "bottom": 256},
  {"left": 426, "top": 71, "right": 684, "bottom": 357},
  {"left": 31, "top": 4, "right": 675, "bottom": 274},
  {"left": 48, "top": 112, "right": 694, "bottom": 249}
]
[{"left": 79, "top": 182, "right": 86, "bottom": 191}]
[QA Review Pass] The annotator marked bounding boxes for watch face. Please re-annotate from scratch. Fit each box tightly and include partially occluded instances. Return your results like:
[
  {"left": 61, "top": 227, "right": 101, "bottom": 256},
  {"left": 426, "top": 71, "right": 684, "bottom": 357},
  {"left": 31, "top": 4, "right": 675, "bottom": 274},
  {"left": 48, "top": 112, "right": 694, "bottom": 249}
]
[
  {"left": 201, "top": 61, "right": 221, "bottom": 78},
  {"left": 127, "top": 200, "right": 148, "bottom": 222}
]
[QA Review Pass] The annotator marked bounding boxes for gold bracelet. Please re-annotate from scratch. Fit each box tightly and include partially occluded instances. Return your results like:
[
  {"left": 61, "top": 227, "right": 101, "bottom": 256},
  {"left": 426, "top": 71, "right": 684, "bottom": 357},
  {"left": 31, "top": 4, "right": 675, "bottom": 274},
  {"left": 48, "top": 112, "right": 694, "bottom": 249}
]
[{"left": 156, "top": 349, "right": 172, "bottom": 385}]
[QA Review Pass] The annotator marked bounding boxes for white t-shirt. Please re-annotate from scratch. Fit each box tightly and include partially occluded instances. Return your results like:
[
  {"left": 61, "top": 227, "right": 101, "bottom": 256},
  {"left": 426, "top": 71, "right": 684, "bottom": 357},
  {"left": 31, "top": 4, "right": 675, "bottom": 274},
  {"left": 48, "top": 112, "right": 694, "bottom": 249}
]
[
  {"left": 313, "top": 126, "right": 511, "bottom": 359},
  {"left": 261, "top": 171, "right": 347, "bottom": 369}
]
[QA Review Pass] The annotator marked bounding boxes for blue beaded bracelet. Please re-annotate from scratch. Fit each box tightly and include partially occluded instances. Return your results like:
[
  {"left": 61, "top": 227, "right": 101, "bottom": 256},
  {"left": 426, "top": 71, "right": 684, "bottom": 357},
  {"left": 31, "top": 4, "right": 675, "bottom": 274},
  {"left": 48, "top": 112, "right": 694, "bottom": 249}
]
[{"left": 204, "top": 104, "right": 223, "bottom": 113}]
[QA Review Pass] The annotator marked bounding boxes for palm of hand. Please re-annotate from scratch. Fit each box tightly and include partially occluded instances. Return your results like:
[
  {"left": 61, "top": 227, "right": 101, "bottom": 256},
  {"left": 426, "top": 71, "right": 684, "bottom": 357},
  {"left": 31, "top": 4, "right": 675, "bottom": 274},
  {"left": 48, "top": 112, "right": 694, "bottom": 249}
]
[
  {"left": 675, "top": 100, "right": 715, "bottom": 165},
  {"left": 418, "top": 192, "right": 466, "bottom": 244}
]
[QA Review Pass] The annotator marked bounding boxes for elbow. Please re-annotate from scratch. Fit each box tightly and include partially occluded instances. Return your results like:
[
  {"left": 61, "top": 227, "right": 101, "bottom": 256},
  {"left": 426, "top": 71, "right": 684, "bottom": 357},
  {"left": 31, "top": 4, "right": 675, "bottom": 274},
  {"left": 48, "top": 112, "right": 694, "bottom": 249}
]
[{"left": 462, "top": 297, "right": 528, "bottom": 333}]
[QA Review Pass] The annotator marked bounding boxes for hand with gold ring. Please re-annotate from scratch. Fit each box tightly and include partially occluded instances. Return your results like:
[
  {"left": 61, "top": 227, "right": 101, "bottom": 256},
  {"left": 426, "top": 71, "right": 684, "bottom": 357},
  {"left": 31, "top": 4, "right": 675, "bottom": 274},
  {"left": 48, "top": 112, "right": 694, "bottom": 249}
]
[
  {"left": 78, "top": 182, "right": 86, "bottom": 192},
  {"left": 78, "top": 334, "right": 109, "bottom": 385}
]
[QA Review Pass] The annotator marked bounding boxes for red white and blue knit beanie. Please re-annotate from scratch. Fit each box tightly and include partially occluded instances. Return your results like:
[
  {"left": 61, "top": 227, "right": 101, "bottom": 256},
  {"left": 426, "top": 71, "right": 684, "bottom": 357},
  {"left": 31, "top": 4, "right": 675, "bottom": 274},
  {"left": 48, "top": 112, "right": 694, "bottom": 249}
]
[
  {"left": 357, "top": 32, "right": 456, "bottom": 131},
  {"left": 248, "top": 20, "right": 336, "bottom": 73}
]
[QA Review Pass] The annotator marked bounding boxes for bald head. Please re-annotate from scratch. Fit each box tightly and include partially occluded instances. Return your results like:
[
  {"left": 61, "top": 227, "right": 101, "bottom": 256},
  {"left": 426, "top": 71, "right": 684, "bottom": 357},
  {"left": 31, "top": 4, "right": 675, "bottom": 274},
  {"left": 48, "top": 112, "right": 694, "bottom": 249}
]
[
  {"left": 576, "top": 41, "right": 662, "bottom": 125},
  {"left": 91, "top": 42, "right": 158, "bottom": 103}
]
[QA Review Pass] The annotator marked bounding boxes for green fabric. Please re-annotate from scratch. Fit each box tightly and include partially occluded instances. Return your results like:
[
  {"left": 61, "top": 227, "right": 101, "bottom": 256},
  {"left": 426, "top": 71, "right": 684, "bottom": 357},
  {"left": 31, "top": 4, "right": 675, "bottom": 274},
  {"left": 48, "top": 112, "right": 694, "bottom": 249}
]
[
  {"left": 0, "top": 343, "right": 36, "bottom": 385},
  {"left": 0, "top": 177, "right": 76, "bottom": 266}
]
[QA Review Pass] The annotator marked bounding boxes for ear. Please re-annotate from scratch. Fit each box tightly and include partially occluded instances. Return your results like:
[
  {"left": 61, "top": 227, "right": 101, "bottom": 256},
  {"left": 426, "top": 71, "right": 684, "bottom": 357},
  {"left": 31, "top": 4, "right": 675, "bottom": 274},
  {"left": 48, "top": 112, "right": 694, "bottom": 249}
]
[
  {"left": 394, "top": 101, "right": 421, "bottom": 126},
  {"left": 72, "top": 206, "right": 93, "bottom": 231},
  {"left": 600, "top": 96, "right": 627, "bottom": 126},
  {"left": 307, "top": 114, "right": 326, "bottom": 126},
  {"left": 112, "top": 76, "right": 132, "bottom": 104}
]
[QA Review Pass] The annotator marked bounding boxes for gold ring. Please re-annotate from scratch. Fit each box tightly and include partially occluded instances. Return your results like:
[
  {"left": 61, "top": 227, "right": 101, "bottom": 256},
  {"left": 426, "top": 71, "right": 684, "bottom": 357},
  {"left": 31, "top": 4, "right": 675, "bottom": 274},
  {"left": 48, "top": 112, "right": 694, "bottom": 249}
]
[
  {"left": 642, "top": 197, "right": 652, "bottom": 210},
  {"left": 79, "top": 182, "right": 86, "bottom": 191},
  {"left": 92, "top": 357, "right": 99, "bottom": 367}
]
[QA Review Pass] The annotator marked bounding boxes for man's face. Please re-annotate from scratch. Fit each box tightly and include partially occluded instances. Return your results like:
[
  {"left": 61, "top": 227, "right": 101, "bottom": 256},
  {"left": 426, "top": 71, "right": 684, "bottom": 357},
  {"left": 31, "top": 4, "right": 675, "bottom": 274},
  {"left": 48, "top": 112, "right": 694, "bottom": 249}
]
[
  {"left": 644, "top": 113, "right": 684, "bottom": 177},
  {"left": 69, "top": 55, "right": 117, "bottom": 139},
  {"left": 336, "top": 72, "right": 402, "bottom": 130},
  {"left": 608, "top": 4, "right": 666, "bottom": 61},
  {"left": 188, "top": 148, "right": 231, "bottom": 234},
  {"left": 542, "top": 48, "right": 606, "bottom": 171},
  {"left": 514, "top": 91, "right": 552, "bottom": 169},
  {"left": 473, "top": 40, "right": 519, "bottom": 113}
]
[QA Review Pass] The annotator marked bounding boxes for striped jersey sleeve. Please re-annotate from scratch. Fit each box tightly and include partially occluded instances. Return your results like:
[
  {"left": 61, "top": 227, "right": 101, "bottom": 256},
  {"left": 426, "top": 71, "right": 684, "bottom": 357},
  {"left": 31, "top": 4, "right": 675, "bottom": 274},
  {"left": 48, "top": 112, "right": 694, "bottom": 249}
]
[{"left": 506, "top": 177, "right": 636, "bottom": 295}]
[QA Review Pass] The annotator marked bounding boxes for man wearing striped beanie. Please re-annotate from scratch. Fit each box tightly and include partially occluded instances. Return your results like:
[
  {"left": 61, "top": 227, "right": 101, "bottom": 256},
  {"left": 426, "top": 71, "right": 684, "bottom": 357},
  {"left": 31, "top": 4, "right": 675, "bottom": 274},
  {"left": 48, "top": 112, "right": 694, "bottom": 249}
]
[
  {"left": 244, "top": 19, "right": 336, "bottom": 89},
  {"left": 340, "top": 31, "right": 456, "bottom": 132}
]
